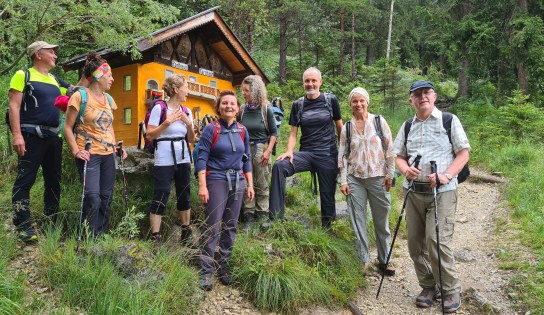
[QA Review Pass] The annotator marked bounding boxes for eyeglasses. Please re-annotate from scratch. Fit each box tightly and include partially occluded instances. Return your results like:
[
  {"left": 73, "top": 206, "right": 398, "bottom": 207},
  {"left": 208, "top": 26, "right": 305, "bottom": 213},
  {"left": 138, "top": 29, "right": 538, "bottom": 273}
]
[{"left": 410, "top": 90, "right": 435, "bottom": 99}]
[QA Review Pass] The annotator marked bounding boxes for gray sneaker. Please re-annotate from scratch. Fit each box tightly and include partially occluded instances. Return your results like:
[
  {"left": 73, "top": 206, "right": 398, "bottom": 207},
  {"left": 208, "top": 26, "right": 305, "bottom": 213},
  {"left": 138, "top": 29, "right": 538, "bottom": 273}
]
[
  {"left": 443, "top": 291, "right": 461, "bottom": 313},
  {"left": 415, "top": 286, "right": 440, "bottom": 308}
]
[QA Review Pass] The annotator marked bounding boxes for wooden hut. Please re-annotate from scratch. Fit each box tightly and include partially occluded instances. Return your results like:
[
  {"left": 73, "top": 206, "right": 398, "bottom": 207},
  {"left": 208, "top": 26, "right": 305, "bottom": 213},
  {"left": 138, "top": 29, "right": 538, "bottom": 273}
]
[{"left": 62, "top": 6, "right": 268, "bottom": 146}]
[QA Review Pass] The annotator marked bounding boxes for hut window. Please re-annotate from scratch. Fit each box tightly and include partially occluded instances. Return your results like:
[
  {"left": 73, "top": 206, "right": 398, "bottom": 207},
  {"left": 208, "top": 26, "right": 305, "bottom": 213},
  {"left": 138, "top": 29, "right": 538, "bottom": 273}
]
[
  {"left": 123, "top": 75, "right": 131, "bottom": 91},
  {"left": 147, "top": 79, "right": 159, "bottom": 90},
  {"left": 123, "top": 108, "right": 132, "bottom": 125},
  {"left": 189, "top": 76, "right": 197, "bottom": 83},
  {"left": 210, "top": 80, "right": 217, "bottom": 88},
  {"left": 165, "top": 69, "right": 174, "bottom": 78}
]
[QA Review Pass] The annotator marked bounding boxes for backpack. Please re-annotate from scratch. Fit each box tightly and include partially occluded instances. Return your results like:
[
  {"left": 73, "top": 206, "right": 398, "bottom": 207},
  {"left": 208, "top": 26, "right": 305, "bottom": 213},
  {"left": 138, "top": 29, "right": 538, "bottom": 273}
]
[
  {"left": 138, "top": 99, "right": 190, "bottom": 153},
  {"left": 271, "top": 97, "right": 284, "bottom": 128},
  {"left": 403, "top": 111, "right": 470, "bottom": 183}
]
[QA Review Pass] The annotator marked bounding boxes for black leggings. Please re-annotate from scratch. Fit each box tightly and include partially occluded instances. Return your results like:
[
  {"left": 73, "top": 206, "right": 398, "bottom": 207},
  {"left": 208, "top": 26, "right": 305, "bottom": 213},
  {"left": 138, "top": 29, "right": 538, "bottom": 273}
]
[{"left": 149, "top": 163, "right": 191, "bottom": 215}]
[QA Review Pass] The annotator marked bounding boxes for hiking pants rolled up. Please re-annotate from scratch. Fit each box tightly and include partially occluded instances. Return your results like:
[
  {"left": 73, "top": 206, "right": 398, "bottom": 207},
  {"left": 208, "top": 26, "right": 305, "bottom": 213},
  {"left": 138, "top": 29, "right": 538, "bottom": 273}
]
[
  {"left": 269, "top": 151, "right": 337, "bottom": 227},
  {"left": 149, "top": 163, "right": 191, "bottom": 215},
  {"left": 200, "top": 179, "right": 246, "bottom": 277},
  {"left": 76, "top": 154, "right": 115, "bottom": 236},
  {"left": 405, "top": 189, "right": 461, "bottom": 295},
  {"left": 347, "top": 175, "right": 391, "bottom": 264},
  {"left": 243, "top": 142, "right": 271, "bottom": 215},
  {"left": 12, "top": 132, "right": 62, "bottom": 230}
]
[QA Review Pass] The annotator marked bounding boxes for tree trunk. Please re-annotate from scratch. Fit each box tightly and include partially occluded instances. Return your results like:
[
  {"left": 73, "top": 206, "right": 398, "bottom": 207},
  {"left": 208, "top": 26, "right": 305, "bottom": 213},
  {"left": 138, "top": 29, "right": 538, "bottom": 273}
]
[
  {"left": 339, "top": 8, "right": 345, "bottom": 75},
  {"left": 517, "top": 62, "right": 529, "bottom": 94},
  {"left": 386, "top": 0, "right": 395, "bottom": 59},
  {"left": 279, "top": 12, "right": 288, "bottom": 85},
  {"left": 457, "top": 58, "right": 469, "bottom": 97},
  {"left": 366, "top": 46, "right": 373, "bottom": 66},
  {"left": 515, "top": 0, "right": 529, "bottom": 94},
  {"left": 351, "top": 12, "right": 356, "bottom": 79}
]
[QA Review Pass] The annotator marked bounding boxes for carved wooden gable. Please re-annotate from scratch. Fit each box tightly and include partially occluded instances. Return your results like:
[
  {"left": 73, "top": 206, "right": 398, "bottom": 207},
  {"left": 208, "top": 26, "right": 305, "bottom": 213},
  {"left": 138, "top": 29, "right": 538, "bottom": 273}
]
[{"left": 157, "top": 32, "right": 232, "bottom": 81}]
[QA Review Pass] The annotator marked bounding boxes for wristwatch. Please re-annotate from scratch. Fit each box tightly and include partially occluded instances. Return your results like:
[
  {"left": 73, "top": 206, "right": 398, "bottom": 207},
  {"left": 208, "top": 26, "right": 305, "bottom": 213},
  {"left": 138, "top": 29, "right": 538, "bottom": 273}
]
[{"left": 444, "top": 173, "right": 453, "bottom": 181}]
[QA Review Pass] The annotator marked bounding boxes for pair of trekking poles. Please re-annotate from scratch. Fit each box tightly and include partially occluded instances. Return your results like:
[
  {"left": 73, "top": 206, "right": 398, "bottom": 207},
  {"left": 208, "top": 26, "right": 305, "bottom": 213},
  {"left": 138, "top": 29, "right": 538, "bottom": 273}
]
[
  {"left": 76, "top": 140, "right": 129, "bottom": 251},
  {"left": 375, "top": 155, "right": 446, "bottom": 315}
]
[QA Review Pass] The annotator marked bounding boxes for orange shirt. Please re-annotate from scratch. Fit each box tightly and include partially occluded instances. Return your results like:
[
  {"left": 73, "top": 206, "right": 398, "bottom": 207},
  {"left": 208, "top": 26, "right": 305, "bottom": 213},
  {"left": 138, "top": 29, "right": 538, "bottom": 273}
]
[{"left": 68, "top": 88, "right": 118, "bottom": 155}]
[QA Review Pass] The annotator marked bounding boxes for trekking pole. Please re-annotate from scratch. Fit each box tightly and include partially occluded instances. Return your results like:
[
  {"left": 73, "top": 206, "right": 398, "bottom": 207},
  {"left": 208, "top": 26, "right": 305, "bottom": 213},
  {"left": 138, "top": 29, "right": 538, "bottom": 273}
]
[
  {"left": 76, "top": 140, "right": 92, "bottom": 252},
  {"left": 376, "top": 154, "right": 421, "bottom": 299},
  {"left": 431, "top": 160, "right": 445, "bottom": 315},
  {"left": 117, "top": 140, "right": 129, "bottom": 213}
]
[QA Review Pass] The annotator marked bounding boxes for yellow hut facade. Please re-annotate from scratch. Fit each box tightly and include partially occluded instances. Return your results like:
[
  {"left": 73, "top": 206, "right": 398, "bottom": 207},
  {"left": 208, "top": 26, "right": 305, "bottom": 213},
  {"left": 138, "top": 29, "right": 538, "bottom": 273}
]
[{"left": 62, "top": 7, "right": 268, "bottom": 146}]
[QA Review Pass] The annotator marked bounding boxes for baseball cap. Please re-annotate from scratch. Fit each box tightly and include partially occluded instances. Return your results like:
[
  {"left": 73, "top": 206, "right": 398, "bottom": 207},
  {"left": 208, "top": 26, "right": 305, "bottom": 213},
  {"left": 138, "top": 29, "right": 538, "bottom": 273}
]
[
  {"left": 409, "top": 80, "right": 435, "bottom": 93},
  {"left": 27, "top": 41, "right": 59, "bottom": 58}
]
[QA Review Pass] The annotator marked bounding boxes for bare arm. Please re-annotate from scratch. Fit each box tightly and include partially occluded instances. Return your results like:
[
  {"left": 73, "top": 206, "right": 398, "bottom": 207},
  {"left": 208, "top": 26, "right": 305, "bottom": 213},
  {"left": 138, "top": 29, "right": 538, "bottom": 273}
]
[
  {"left": 64, "top": 106, "right": 90, "bottom": 161},
  {"left": 8, "top": 89, "right": 25, "bottom": 156},
  {"left": 335, "top": 119, "right": 343, "bottom": 141}
]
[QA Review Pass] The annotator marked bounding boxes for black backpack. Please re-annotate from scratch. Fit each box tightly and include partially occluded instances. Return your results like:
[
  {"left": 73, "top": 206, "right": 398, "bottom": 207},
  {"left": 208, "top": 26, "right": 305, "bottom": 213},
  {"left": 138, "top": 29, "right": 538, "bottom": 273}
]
[{"left": 403, "top": 111, "right": 470, "bottom": 183}]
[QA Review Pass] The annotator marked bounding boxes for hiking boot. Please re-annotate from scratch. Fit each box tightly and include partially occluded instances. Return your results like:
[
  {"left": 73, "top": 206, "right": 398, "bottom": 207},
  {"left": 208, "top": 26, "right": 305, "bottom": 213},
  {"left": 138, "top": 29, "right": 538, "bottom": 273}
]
[
  {"left": 242, "top": 212, "right": 255, "bottom": 224},
  {"left": 199, "top": 275, "right": 213, "bottom": 291},
  {"left": 443, "top": 291, "right": 461, "bottom": 313},
  {"left": 218, "top": 272, "right": 233, "bottom": 286},
  {"left": 378, "top": 263, "right": 396, "bottom": 276},
  {"left": 17, "top": 225, "right": 38, "bottom": 243},
  {"left": 255, "top": 211, "right": 268, "bottom": 222},
  {"left": 416, "top": 286, "right": 440, "bottom": 308},
  {"left": 180, "top": 225, "right": 192, "bottom": 246},
  {"left": 150, "top": 232, "right": 162, "bottom": 244}
]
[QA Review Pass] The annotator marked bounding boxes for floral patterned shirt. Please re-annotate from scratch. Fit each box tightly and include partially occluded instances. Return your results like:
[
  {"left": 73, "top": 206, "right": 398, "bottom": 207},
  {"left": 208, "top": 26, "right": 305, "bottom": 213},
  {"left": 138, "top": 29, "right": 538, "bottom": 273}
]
[{"left": 338, "top": 114, "right": 396, "bottom": 185}]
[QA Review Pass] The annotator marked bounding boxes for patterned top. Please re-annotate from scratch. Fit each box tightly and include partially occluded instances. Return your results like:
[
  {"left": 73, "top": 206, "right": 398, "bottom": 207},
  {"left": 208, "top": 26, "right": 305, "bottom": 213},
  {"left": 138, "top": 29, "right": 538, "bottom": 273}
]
[
  {"left": 68, "top": 88, "right": 117, "bottom": 155},
  {"left": 338, "top": 114, "right": 395, "bottom": 185},
  {"left": 392, "top": 107, "right": 471, "bottom": 192}
]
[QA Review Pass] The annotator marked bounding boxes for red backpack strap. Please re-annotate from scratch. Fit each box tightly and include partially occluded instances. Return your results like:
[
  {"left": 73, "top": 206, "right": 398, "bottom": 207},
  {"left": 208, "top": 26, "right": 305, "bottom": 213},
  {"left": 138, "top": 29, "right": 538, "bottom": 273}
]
[
  {"left": 210, "top": 120, "right": 222, "bottom": 148},
  {"left": 236, "top": 122, "right": 246, "bottom": 143}
]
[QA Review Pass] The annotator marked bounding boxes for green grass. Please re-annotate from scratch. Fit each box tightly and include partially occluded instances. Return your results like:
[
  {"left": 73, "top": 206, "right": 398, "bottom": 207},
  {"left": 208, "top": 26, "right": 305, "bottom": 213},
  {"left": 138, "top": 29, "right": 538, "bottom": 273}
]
[
  {"left": 232, "top": 221, "right": 365, "bottom": 313},
  {"left": 457, "top": 100, "right": 544, "bottom": 313},
  {"left": 39, "top": 228, "right": 200, "bottom": 314},
  {"left": 0, "top": 225, "right": 25, "bottom": 315}
]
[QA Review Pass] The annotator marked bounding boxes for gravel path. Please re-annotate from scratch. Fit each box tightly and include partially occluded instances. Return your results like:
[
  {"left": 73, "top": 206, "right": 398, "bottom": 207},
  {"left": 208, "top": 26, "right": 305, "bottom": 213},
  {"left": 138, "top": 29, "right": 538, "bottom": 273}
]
[
  {"left": 198, "top": 171, "right": 522, "bottom": 315},
  {"left": 6, "top": 170, "right": 522, "bottom": 314}
]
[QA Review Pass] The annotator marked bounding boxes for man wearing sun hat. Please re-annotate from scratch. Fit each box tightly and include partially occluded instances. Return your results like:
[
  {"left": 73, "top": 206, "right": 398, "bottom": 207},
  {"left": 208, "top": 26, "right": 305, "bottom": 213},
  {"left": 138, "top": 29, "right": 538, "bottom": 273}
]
[
  {"left": 392, "top": 80, "right": 470, "bottom": 313},
  {"left": 7, "top": 40, "right": 72, "bottom": 242}
]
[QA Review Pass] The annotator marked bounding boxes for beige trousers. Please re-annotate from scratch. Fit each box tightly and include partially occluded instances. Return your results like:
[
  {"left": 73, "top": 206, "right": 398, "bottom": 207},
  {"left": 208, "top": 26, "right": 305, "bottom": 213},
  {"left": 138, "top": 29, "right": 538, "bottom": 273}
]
[{"left": 405, "top": 189, "right": 461, "bottom": 294}]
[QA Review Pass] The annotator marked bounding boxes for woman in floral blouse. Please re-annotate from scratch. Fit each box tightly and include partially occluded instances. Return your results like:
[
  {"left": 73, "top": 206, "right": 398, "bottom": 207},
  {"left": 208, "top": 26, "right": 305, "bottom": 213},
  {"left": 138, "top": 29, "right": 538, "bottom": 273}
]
[{"left": 338, "top": 87, "right": 396, "bottom": 275}]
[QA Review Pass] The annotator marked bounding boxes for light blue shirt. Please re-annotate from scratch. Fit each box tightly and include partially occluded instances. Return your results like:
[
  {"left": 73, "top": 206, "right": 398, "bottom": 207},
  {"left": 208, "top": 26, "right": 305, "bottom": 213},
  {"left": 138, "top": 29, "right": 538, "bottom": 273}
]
[{"left": 392, "top": 107, "right": 471, "bottom": 192}]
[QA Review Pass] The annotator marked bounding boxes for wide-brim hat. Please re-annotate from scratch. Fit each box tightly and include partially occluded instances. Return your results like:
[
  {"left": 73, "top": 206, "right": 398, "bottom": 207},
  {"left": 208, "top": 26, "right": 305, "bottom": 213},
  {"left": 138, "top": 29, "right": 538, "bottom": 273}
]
[{"left": 27, "top": 41, "right": 59, "bottom": 58}]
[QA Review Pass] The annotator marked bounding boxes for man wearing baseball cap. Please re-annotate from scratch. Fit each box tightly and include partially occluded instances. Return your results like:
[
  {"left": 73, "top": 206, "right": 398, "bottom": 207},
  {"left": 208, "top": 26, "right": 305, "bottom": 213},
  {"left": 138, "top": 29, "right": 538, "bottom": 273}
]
[
  {"left": 8, "top": 40, "right": 71, "bottom": 242},
  {"left": 391, "top": 80, "right": 470, "bottom": 313}
]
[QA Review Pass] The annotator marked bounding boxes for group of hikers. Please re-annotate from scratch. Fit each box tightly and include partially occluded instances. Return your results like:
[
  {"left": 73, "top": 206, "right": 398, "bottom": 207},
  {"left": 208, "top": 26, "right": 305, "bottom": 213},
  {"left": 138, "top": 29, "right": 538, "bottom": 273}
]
[{"left": 7, "top": 41, "right": 469, "bottom": 313}]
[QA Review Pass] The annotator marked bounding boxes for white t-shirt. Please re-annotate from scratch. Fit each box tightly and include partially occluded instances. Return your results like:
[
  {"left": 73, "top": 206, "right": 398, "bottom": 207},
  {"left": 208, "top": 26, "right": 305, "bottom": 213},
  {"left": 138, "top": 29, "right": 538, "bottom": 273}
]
[{"left": 148, "top": 104, "right": 193, "bottom": 166}]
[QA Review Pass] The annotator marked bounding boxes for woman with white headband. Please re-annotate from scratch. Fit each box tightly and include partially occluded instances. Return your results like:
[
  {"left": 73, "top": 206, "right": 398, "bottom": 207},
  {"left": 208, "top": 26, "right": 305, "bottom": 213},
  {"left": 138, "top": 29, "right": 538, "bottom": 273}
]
[
  {"left": 338, "top": 87, "right": 396, "bottom": 275},
  {"left": 64, "top": 52, "right": 127, "bottom": 236}
]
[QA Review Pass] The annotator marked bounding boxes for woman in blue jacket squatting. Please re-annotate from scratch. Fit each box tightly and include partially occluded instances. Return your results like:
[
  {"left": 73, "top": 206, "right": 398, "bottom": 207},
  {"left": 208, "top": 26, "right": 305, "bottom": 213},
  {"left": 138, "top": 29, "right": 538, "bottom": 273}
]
[{"left": 196, "top": 90, "right": 254, "bottom": 291}]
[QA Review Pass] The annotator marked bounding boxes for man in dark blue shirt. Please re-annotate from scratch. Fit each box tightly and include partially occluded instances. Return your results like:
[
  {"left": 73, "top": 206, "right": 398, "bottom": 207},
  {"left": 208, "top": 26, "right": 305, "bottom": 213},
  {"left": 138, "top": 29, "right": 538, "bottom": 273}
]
[
  {"left": 8, "top": 41, "right": 71, "bottom": 242},
  {"left": 269, "top": 67, "right": 343, "bottom": 228}
]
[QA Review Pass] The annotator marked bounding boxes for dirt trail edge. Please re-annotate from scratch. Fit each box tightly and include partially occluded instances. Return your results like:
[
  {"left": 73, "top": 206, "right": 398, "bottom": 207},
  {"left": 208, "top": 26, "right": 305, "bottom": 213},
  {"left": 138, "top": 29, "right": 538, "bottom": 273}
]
[{"left": 200, "top": 170, "right": 521, "bottom": 315}]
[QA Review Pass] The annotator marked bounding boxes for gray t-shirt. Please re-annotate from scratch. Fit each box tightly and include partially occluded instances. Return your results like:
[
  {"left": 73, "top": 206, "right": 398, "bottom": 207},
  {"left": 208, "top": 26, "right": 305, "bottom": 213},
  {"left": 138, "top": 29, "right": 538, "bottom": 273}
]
[
  {"left": 289, "top": 93, "right": 341, "bottom": 155},
  {"left": 148, "top": 104, "right": 193, "bottom": 166}
]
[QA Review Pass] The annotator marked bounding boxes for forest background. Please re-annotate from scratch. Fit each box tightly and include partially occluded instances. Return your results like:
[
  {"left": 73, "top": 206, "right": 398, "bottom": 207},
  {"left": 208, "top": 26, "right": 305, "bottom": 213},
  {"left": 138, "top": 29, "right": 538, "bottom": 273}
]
[{"left": 1, "top": 0, "right": 544, "bottom": 314}]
